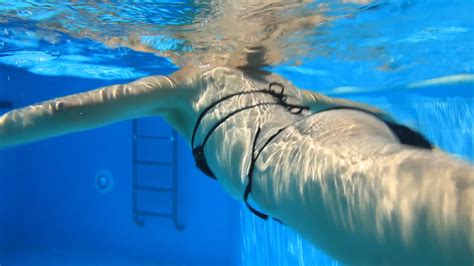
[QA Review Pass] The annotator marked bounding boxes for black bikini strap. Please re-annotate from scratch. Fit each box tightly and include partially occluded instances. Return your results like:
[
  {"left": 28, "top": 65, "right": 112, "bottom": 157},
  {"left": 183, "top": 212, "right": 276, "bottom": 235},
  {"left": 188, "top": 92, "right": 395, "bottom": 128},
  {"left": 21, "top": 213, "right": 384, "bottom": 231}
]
[
  {"left": 190, "top": 81, "right": 309, "bottom": 224},
  {"left": 243, "top": 127, "right": 266, "bottom": 219},
  {"left": 199, "top": 102, "right": 283, "bottom": 151},
  {"left": 191, "top": 82, "right": 311, "bottom": 149},
  {"left": 192, "top": 84, "right": 287, "bottom": 148},
  {"left": 191, "top": 89, "right": 269, "bottom": 148},
  {"left": 244, "top": 126, "right": 288, "bottom": 224},
  {"left": 268, "top": 82, "right": 310, "bottom": 115}
]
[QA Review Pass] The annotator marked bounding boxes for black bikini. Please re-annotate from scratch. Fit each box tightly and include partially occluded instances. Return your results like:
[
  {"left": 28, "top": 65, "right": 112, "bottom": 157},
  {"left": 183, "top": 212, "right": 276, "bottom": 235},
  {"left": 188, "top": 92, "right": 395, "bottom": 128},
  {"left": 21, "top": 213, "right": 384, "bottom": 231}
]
[{"left": 191, "top": 83, "right": 433, "bottom": 223}]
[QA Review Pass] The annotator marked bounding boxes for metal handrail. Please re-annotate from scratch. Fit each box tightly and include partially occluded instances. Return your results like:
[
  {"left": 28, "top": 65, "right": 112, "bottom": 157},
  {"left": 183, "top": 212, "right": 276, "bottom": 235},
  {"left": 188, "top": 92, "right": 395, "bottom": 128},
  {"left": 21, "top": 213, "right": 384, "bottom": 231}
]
[{"left": 171, "top": 130, "right": 185, "bottom": 231}]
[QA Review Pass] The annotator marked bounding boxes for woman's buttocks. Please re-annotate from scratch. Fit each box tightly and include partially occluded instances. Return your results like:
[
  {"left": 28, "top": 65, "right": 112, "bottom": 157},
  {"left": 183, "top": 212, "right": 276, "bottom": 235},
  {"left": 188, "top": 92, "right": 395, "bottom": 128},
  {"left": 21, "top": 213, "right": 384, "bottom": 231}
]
[
  {"left": 249, "top": 109, "right": 401, "bottom": 217},
  {"left": 292, "top": 109, "right": 399, "bottom": 146}
]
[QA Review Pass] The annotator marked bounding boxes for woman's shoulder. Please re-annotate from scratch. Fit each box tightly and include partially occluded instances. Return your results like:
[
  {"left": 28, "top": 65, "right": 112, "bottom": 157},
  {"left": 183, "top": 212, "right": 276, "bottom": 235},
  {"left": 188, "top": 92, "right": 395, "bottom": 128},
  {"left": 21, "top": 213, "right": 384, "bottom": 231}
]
[{"left": 168, "top": 65, "right": 304, "bottom": 100}]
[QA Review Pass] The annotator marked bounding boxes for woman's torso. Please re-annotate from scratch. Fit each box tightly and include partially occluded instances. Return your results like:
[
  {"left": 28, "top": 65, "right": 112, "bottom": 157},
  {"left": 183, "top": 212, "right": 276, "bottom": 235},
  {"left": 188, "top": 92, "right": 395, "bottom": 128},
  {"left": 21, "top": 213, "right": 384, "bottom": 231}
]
[{"left": 186, "top": 67, "right": 311, "bottom": 200}]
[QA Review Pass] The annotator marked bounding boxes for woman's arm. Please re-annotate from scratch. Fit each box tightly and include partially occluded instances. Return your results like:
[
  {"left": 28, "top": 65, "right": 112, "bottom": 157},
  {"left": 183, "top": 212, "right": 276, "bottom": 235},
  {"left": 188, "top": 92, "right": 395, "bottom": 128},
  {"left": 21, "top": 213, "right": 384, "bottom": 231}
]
[{"left": 0, "top": 75, "right": 180, "bottom": 149}]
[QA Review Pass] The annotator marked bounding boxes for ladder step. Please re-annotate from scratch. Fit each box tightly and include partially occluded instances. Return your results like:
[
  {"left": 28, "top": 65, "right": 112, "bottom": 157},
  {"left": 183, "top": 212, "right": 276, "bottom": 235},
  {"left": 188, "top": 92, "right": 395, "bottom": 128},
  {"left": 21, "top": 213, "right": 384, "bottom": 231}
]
[
  {"left": 135, "top": 160, "right": 173, "bottom": 166},
  {"left": 137, "top": 210, "right": 172, "bottom": 218},
  {"left": 135, "top": 135, "right": 173, "bottom": 141},
  {"left": 136, "top": 186, "right": 173, "bottom": 193}
]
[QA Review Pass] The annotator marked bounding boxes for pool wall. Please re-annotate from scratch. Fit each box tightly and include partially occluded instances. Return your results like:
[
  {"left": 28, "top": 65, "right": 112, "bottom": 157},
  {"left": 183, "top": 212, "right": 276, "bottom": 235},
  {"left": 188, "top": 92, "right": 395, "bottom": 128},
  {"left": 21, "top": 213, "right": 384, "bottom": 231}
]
[{"left": 0, "top": 66, "right": 241, "bottom": 265}]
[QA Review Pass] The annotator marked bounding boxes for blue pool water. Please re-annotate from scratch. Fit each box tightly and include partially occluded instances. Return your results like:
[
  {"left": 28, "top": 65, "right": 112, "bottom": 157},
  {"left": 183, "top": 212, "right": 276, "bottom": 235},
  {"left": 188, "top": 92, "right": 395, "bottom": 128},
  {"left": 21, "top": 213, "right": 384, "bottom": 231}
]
[{"left": 0, "top": 0, "right": 473, "bottom": 265}]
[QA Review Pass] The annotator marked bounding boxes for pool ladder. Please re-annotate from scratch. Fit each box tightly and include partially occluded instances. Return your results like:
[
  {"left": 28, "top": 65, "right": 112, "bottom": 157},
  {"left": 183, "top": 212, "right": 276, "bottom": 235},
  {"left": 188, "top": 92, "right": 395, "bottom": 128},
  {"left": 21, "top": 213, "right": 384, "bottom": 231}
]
[{"left": 132, "top": 119, "right": 185, "bottom": 231}]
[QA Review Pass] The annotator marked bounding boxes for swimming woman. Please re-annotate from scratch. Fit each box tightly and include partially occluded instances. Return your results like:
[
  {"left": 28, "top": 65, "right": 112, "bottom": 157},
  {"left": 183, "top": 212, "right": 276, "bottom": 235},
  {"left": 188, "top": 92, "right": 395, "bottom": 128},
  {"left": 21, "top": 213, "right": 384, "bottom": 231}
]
[
  {"left": 1, "top": 0, "right": 473, "bottom": 264},
  {"left": 0, "top": 64, "right": 473, "bottom": 265}
]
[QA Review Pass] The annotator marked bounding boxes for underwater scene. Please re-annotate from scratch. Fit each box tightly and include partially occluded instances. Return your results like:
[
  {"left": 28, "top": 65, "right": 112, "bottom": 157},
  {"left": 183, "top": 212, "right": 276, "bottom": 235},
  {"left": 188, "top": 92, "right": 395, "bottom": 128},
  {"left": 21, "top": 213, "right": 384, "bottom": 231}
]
[{"left": 0, "top": 0, "right": 473, "bottom": 265}]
